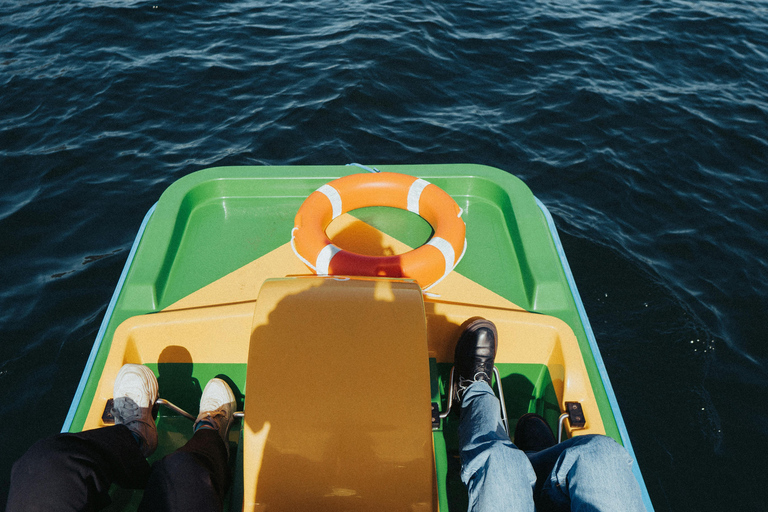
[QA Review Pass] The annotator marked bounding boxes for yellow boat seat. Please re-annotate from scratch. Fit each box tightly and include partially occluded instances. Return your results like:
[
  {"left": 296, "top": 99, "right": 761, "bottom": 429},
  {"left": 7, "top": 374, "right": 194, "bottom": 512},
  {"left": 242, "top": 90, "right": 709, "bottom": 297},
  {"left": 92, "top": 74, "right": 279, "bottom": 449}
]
[{"left": 242, "top": 276, "right": 436, "bottom": 512}]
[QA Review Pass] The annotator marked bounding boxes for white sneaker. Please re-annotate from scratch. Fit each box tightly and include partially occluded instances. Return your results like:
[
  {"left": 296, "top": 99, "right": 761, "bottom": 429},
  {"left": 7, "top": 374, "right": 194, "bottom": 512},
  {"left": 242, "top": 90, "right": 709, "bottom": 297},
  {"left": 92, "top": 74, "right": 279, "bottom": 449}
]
[
  {"left": 194, "top": 378, "right": 236, "bottom": 445},
  {"left": 112, "top": 364, "right": 159, "bottom": 458}
]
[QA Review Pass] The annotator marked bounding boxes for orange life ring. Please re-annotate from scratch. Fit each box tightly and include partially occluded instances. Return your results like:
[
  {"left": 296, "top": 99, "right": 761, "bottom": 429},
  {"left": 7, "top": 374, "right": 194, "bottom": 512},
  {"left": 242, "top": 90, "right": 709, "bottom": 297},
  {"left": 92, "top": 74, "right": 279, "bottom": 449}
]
[{"left": 291, "top": 172, "right": 466, "bottom": 290}]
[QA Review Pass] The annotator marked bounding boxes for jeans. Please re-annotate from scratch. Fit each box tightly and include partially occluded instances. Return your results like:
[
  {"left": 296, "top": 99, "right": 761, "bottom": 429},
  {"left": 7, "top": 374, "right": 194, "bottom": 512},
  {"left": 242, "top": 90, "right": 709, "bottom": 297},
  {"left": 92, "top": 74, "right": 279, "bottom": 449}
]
[
  {"left": 459, "top": 382, "right": 646, "bottom": 512},
  {"left": 6, "top": 425, "right": 230, "bottom": 512}
]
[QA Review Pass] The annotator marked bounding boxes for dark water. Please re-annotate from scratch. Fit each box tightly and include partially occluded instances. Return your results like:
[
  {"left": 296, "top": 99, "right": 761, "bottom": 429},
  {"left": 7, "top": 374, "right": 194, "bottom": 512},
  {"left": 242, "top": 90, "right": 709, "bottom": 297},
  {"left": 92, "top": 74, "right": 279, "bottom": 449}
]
[{"left": 2, "top": 0, "right": 767, "bottom": 509}]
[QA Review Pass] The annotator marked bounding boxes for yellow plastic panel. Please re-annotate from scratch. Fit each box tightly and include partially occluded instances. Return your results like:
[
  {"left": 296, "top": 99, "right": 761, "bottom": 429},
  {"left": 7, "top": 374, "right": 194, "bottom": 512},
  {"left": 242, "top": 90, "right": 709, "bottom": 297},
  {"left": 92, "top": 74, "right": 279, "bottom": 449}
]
[
  {"left": 242, "top": 277, "right": 435, "bottom": 512},
  {"left": 164, "top": 213, "right": 525, "bottom": 313},
  {"left": 423, "top": 300, "right": 605, "bottom": 438},
  {"left": 83, "top": 302, "right": 255, "bottom": 431}
]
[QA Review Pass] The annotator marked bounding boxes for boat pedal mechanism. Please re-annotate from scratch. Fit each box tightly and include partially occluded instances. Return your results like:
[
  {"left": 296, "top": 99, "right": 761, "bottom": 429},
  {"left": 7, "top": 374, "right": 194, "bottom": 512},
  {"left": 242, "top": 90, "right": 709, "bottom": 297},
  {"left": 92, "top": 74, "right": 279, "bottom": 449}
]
[
  {"left": 557, "top": 402, "right": 586, "bottom": 443},
  {"left": 431, "top": 369, "right": 588, "bottom": 443},
  {"left": 102, "top": 397, "right": 243, "bottom": 424},
  {"left": 433, "top": 366, "right": 509, "bottom": 434}
]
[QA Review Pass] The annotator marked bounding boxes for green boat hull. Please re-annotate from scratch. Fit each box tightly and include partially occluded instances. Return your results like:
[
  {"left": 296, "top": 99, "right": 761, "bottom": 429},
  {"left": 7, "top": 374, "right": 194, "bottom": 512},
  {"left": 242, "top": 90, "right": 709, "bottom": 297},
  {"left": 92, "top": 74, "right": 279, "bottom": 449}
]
[{"left": 63, "top": 164, "right": 652, "bottom": 511}]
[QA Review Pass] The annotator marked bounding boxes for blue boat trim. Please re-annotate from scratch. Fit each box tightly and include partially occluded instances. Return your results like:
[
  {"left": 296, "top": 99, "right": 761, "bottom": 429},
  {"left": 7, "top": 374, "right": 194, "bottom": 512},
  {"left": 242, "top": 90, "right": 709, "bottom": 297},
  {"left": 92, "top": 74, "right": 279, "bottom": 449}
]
[
  {"left": 535, "top": 198, "right": 654, "bottom": 511},
  {"left": 61, "top": 203, "right": 157, "bottom": 433}
]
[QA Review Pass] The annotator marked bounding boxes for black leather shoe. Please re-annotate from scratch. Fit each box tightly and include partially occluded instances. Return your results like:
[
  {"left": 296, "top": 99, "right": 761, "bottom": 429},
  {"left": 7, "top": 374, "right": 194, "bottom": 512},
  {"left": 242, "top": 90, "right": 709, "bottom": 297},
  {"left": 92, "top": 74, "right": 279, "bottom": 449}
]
[
  {"left": 514, "top": 413, "right": 557, "bottom": 452},
  {"left": 453, "top": 317, "right": 498, "bottom": 403}
]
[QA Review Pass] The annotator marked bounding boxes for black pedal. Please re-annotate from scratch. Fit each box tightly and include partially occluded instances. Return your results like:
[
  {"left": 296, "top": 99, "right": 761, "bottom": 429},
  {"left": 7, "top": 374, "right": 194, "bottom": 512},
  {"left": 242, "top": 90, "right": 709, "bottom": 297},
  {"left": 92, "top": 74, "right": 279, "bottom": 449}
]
[
  {"left": 431, "top": 403, "right": 440, "bottom": 429},
  {"left": 102, "top": 398, "right": 115, "bottom": 424},
  {"left": 565, "top": 401, "right": 585, "bottom": 428}
]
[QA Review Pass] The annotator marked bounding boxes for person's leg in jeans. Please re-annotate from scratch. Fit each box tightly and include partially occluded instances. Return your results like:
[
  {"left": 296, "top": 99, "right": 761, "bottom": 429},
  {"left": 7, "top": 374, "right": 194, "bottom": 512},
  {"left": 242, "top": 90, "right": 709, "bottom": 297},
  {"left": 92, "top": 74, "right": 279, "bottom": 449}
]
[
  {"left": 454, "top": 318, "right": 646, "bottom": 512},
  {"left": 454, "top": 318, "right": 537, "bottom": 512},
  {"left": 139, "top": 377, "right": 236, "bottom": 512},
  {"left": 459, "top": 381, "right": 537, "bottom": 512},
  {"left": 527, "top": 434, "right": 646, "bottom": 512}
]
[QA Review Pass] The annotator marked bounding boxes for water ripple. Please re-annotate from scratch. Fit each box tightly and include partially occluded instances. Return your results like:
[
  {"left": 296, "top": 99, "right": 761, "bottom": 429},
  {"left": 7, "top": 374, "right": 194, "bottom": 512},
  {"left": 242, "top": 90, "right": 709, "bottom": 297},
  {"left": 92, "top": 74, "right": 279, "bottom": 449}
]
[{"left": 3, "top": 0, "right": 768, "bottom": 509}]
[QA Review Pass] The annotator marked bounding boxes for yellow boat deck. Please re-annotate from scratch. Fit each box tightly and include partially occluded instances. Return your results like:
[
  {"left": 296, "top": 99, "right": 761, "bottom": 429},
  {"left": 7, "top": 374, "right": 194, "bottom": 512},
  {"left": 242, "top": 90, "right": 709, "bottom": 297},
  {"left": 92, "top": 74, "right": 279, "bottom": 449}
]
[{"left": 85, "top": 274, "right": 602, "bottom": 510}]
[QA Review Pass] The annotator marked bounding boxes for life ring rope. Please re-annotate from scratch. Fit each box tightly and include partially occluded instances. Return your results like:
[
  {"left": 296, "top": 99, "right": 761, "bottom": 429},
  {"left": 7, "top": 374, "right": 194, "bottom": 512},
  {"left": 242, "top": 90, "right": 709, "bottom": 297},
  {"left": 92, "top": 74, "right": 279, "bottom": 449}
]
[
  {"left": 290, "top": 227, "right": 318, "bottom": 272},
  {"left": 291, "top": 172, "right": 467, "bottom": 290}
]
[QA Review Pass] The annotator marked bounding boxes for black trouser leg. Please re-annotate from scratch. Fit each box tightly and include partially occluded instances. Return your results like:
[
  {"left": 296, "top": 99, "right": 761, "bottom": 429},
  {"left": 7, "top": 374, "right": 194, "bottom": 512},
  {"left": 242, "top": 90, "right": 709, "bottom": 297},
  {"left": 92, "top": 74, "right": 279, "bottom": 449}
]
[
  {"left": 138, "top": 428, "right": 230, "bottom": 512},
  {"left": 6, "top": 425, "right": 151, "bottom": 512}
]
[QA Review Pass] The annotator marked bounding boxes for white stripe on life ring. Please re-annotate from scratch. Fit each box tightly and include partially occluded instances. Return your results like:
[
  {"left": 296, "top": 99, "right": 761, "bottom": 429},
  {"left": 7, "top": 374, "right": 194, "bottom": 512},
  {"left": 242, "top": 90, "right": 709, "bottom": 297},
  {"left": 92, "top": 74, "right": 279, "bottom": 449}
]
[
  {"left": 407, "top": 179, "right": 430, "bottom": 215},
  {"left": 318, "top": 184, "right": 343, "bottom": 219},
  {"left": 422, "top": 237, "right": 460, "bottom": 292},
  {"left": 426, "top": 236, "right": 455, "bottom": 275},
  {"left": 316, "top": 244, "right": 342, "bottom": 275}
]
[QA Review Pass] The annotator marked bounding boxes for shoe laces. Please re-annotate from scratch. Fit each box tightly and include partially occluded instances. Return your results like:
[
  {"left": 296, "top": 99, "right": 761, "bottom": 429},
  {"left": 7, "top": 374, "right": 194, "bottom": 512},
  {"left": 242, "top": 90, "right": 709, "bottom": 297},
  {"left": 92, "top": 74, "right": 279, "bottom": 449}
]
[
  {"left": 457, "top": 371, "right": 491, "bottom": 398},
  {"left": 196, "top": 408, "right": 229, "bottom": 429}
]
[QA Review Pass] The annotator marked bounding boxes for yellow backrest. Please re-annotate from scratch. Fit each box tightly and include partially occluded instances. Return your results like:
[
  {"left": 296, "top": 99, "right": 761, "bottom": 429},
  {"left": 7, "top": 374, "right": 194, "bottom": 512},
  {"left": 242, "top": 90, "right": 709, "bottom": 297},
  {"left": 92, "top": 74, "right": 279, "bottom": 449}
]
[{"left": 242, "top": 277, "right": 435, "bottom": 512}]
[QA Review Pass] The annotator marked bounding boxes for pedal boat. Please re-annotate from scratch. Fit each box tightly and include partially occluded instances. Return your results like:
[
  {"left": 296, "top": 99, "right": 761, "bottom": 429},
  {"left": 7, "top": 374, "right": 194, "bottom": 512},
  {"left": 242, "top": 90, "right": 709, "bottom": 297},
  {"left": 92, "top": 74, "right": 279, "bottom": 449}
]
[{"left": 62, "top": 164, "right": 653, "bottom": 511}]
